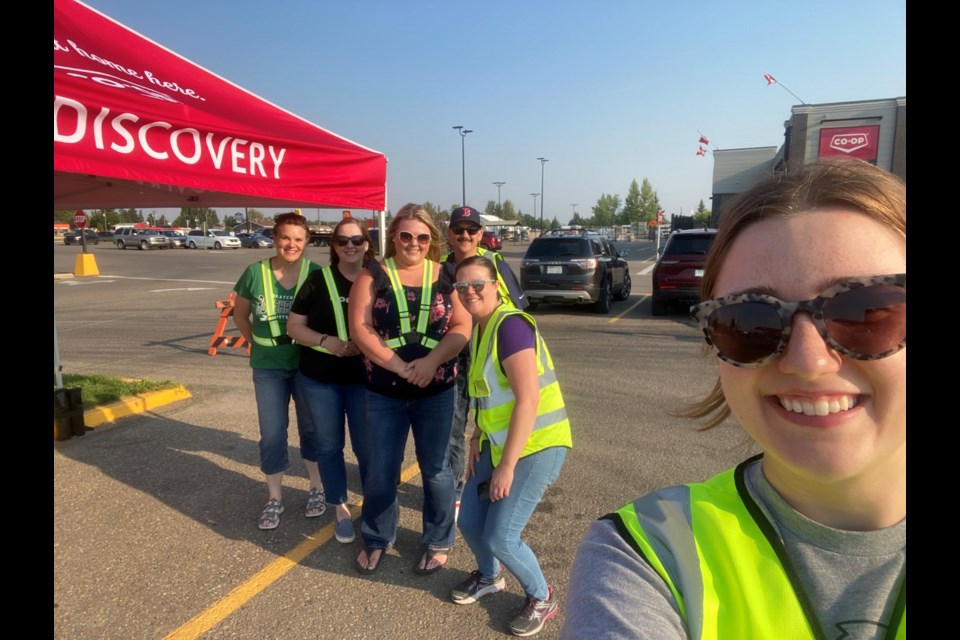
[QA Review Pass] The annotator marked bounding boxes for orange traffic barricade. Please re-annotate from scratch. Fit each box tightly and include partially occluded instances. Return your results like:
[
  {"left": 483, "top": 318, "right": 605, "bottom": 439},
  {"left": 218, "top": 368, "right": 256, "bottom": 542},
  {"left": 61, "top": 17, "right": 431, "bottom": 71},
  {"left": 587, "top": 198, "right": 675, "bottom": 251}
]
[{"left": 208, "top": 292, "right": 251, "bottom": 356}]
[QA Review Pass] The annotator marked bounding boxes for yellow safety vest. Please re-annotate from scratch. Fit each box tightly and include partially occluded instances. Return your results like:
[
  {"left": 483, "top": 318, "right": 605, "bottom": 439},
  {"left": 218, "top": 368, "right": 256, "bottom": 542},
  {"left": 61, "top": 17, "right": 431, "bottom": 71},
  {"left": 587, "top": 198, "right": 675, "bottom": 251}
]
[
  {"left": 608, "top": 457, "right": 906, "bottom": 640},
  {"left": 306, "top": 265, "right": 349, "bottom": 355},
  {"left": 468, "top": 305, "right": 572, "bottom": 467},
  {"left": 381, "top": 258, "right": 439, "bottom": 350},
  {"left": 252, "top": 258, "right": 312, "bottom": 347}
]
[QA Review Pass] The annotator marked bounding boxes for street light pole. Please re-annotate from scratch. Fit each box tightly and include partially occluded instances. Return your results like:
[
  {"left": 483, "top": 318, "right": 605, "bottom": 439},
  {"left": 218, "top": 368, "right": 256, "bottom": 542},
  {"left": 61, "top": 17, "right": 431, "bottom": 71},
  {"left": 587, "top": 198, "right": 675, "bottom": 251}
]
[
  {"left": 530, "top": 193, "right": 539, "bottom": 231},
  {"left": 537, "top": 157, "right": 548, "bottom": 231},
  {"left": 492, "top": 181, "right": 506, "bottom": 214},
  {"left": 570, "top": 203, "right": 578, "bottom": 222},
  {"left": 453, "top": 125, "right": 473, "bottom": 206}
]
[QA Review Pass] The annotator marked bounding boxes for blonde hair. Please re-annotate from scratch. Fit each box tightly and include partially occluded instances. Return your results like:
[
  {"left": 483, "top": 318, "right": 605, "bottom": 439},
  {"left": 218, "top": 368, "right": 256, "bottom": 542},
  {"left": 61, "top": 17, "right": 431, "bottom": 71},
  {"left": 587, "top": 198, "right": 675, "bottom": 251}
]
[
  {"left": 384, "top": 203, "right": 443, "bottom": 262},
  {"left": 681, "top": 158, "right": 906, "bottom": 429}
]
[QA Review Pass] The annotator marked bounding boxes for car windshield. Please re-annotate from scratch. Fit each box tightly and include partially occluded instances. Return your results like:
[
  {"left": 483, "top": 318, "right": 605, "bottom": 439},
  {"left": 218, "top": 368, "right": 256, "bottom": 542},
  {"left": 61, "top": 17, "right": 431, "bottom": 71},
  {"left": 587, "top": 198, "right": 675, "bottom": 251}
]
[
  {"left": 664, "top": 235, "right": 713, "bottom": 255},
  {"left": 211, "top": 230, "right": 231, "bottom": 237},
  {"left": 525, "top": 239, "right": 591, "bottom": 258}
]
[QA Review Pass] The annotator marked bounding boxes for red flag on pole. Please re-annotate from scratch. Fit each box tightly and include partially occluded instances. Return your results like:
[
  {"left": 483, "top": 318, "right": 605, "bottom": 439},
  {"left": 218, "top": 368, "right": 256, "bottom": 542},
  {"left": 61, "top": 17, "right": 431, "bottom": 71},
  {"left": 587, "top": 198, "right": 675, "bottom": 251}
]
[
  {"left": 696, "top": 147, "right": 706, "bottom": 157},
  {"left": 763, "top": 73, "right": 777, "bottom": 85},
  {"left": 699, "top": 135, "right": 710, "bottom": 146}
]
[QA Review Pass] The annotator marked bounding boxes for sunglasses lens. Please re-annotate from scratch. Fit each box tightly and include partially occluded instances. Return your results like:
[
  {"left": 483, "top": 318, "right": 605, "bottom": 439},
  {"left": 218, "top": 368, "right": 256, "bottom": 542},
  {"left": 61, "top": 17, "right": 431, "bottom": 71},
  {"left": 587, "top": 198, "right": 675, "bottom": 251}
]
[
  {"left": 399, "top": 232, "right": 430, "bottom": 244},
  {"left": 824, "top": 284, "right": 906, "bottom": 357},
  {"left": 470, "top": 281, "right": 487, "bottom": 293},
  {"left": 454, "top": 282, "right": 468, "bottom": 293},
  {"left": 454, "top": 226, "right": 481, "bottom": 236},
  {"left": 706, "top": 302, "right": 784, "bottom": 365}
]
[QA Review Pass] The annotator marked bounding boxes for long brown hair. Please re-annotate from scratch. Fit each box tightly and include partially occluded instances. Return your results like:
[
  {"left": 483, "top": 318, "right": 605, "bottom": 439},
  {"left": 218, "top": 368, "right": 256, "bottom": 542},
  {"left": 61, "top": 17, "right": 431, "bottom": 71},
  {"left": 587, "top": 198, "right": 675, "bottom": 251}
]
[{"left": 682, "top": 158, "right": 906, "bottom": 429}]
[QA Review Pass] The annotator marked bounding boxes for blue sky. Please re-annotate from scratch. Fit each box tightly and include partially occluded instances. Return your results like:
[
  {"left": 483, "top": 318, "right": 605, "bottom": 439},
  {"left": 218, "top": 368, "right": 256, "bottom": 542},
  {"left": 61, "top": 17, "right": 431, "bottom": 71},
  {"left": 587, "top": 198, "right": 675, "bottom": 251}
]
[{"left": 79, "top": 0, "right": 906, "bottom": 225}]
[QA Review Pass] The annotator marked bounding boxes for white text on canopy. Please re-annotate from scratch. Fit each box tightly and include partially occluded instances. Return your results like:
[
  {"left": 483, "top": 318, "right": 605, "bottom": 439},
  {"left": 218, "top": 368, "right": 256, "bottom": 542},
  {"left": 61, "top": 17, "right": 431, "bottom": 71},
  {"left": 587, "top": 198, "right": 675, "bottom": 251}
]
[{"left": 53, "top": 97, "right": 287, "bottom": 179}]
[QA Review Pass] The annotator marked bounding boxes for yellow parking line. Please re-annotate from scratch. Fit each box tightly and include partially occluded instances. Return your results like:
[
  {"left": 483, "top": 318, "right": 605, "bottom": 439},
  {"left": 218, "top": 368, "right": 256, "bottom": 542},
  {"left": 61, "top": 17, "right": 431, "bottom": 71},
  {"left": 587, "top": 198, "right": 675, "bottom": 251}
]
[
  {"left": 164, "top": 462, "right": 423, "bottom": 640},
  {"left": 608, "top": 295, "right": 647, "bottom": 323}
]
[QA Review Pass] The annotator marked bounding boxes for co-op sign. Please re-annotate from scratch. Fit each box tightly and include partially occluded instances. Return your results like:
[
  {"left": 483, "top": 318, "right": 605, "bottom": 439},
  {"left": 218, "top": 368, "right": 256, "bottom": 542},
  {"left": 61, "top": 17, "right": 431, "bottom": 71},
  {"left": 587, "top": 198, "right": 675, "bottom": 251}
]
[{"left": 819, "top": 125, "right": 880, "bottom": 162}]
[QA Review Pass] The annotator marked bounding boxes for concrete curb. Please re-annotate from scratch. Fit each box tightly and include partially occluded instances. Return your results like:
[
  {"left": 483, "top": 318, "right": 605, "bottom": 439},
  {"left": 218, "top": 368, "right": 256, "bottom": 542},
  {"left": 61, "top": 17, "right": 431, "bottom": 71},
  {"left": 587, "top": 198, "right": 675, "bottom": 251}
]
[{"left": 81, "top": 385, "right": 192, "bottom": 429}]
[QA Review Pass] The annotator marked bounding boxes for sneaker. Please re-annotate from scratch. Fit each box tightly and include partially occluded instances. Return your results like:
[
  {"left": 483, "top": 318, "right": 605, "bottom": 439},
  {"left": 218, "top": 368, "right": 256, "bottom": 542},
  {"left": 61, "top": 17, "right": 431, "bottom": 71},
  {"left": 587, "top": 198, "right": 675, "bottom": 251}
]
[
  {"left": 304, "top": 488, "right": 326, "bottom": 518},
  {"left": 450, "top": 570, "right": 505, "bottom": 605},
  {"left": 258, "top": 498, "right": 284, "bottom": 530},
  {"left": 334, "top": 518, "right": 356, "bottom": 544},
  {"left": 508, "top": 586, "right": 558, "bottom": 637}
]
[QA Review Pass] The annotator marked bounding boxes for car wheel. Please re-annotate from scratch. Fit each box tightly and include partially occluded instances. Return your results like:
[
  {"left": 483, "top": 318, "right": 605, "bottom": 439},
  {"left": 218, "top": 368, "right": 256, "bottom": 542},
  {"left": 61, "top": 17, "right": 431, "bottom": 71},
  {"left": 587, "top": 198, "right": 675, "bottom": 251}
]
[
  {"left": 92, "top": 238, "right": 99, "bottom": 245},
  {"left": 189, "top": 241, "right": 197, "bottom": 249},
  {"left": 614, "top": 273, "right": 632, "bottom": 301},
  {"left": 594, "top": 279, "right": 612, "bottom": 314},
  {"left": 214, "top": 241, "right": 222, "bottom": 250},
  {"left": 117, "top": 240, "right": 125, "bottom": 249},
  {"left": 651, "top": 295, "right": 668, "bottom": 317},
  {"left": 140, "top": 241, "right": 148, "bottom": 250}
]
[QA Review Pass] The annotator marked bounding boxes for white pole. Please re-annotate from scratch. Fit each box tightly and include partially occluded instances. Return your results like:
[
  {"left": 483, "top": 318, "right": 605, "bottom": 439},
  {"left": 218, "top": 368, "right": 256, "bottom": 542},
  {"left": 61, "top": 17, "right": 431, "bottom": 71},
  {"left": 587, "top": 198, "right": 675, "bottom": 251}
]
[{"left": 54, "top": 310, "right": 64, "bottom": 389}]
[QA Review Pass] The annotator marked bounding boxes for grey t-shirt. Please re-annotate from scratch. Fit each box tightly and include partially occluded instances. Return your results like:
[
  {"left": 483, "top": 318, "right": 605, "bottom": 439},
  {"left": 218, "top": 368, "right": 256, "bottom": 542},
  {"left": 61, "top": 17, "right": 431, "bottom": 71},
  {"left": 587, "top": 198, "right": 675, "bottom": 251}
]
[{"left": 559, "top": 460, "right": 905, "bottom": 639}]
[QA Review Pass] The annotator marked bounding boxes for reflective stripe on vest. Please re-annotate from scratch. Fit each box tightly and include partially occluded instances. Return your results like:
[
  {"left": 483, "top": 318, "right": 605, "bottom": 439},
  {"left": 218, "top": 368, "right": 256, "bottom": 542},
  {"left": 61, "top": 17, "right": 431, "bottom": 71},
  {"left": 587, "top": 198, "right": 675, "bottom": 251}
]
[
  {"left": 468, "top": 305, "right": 571, "bottom": 467},
  {"left": 306, "top": 265, "right": 349, "bottom": 355},
  {"left": 609, "top": 459, "right": 907, "bottom": 640},
  {"left": 252, "top": 258, "right": 311, "bottom": 347},
  {"left": 382, "top": 258, "right": 439, "bottom": 349}
]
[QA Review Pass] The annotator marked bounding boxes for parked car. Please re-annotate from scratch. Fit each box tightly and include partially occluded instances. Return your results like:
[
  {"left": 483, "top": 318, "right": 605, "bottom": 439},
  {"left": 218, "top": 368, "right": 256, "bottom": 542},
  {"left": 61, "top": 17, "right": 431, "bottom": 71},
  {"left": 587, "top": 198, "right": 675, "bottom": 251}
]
[
  {"left": 651, "top": 228, "right": 717, "bottom": 316},
  {"left": 237, "top": 231, "right": 274, "bottom": 249},
  {"left": 63, "top": 229, "right": 100, "bottom": 245},
  {"left": 520, "top": 232, "right": 630, "bottom": 314},
  {"left": 114, "top": 227, "right": 169, "bottom": 250},
  {"left": 480, "top": 230, "right": 502, "bottom": 251},
  {"left": 161, "top": 230, "right": 187, "bottom": 248},
  {"left": 186, "top": 229, "right": 241, "bottom": 250},
  {"left": 97, "top": 230, "right": 116, "bottom": 240}
]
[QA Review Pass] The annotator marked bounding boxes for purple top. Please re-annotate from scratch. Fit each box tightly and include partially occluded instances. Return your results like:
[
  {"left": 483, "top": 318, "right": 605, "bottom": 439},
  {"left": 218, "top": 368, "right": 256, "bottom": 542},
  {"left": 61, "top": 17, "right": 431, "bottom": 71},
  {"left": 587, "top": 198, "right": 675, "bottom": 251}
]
[{"left": 497, "top": 314, "right": 536, "bottom": 366}]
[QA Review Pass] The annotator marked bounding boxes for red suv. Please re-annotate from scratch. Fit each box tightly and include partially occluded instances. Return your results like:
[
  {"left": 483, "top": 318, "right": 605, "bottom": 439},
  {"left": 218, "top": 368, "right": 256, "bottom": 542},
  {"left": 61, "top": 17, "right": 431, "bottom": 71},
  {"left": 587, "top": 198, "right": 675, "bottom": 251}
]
[
  {"left": 651, "top": 228, "right": 716, "bottom": 316},
  {"left": 480, "top": 230, "right": 502, "bottom": 251}
]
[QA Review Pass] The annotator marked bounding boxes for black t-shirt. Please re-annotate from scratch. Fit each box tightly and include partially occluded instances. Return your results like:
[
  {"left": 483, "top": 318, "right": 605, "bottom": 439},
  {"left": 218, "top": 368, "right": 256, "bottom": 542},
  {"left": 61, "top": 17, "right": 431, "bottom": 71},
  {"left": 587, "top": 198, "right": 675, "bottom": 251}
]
[{"left": 290, "top": 265, "right": 365, "bottom": 384}]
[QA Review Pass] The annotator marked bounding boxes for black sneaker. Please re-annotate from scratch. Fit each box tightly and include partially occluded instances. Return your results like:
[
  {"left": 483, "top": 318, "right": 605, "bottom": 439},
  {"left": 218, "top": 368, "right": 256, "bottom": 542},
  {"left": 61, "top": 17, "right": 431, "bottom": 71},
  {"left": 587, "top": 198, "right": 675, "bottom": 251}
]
[
  {"left": 450, "top": 570, "right": 506, "bottom": 605},
  {"left": 508, "top": 586, "right": 558, "bottom": 637}
]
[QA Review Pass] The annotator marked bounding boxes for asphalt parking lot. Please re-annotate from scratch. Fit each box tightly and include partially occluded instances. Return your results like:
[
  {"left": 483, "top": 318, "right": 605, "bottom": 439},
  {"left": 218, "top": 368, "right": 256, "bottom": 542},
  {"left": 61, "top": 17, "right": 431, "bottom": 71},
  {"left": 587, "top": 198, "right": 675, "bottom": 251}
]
[{"left": 53, "top": 240, "right": 754, "bottom": 639}]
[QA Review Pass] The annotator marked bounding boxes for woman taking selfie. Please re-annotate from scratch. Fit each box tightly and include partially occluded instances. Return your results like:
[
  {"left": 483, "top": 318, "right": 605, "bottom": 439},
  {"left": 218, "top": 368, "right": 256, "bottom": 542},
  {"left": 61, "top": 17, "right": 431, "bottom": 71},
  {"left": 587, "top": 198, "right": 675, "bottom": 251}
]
[{"left": 562, "top": 159, "right": 906, "bottom": 639}]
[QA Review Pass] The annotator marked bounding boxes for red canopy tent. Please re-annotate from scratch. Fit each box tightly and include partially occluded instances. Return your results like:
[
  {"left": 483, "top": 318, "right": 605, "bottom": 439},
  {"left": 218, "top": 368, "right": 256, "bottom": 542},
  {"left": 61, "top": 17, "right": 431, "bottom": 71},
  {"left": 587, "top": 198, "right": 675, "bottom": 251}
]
[{"left": 54, "top": 0, "right": 387, "bottom": 211}]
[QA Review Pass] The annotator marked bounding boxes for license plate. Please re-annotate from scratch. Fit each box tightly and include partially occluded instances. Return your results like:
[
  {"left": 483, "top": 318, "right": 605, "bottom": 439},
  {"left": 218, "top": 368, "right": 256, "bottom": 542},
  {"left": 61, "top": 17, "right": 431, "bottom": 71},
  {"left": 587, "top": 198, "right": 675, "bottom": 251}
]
[
  {"left": 694, "top": 269, "right": 704, "bottom": 277},
  {"left": 546, "top": 265, "right": 563, "bottom": 275}
]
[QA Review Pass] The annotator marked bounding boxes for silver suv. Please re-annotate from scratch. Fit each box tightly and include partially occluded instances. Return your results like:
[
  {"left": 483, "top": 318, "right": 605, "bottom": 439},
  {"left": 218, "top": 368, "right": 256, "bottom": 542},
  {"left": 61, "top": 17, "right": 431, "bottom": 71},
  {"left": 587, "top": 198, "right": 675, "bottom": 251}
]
[{"left": 114, "top": 228, "right": 169, "bottom": 250}]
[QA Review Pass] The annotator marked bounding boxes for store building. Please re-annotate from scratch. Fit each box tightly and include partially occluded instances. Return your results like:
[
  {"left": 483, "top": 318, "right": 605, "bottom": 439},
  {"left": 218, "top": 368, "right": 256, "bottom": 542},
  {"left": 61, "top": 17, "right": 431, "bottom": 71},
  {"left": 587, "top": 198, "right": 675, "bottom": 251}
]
[{"left": 712, "top": 96, "right": 905, "bottom": 223}]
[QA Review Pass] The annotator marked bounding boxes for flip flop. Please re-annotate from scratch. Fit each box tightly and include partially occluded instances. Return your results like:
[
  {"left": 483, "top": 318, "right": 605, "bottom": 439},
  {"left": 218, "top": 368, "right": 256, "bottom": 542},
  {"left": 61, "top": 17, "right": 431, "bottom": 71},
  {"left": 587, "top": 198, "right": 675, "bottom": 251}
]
[
  {"left": 414, "top": 548, "right": 449, "bottom": 576},
  {"left": 355, "top": 547, "right": 384, "bottom": 575}
]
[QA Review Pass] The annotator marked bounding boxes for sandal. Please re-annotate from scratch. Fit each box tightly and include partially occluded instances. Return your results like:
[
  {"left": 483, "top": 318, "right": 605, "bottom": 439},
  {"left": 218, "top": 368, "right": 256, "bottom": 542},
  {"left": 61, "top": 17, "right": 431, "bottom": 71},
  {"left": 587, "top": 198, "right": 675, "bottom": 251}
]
[
  {"left": 414, "top": 548, "right": 450, "bottom": 576},
  {"left": 258, "top": 498, "right": 284, "bottom": 530},
  {"left": 355, "top": 547, "right": 384, "bottom": 575},
  {"left": 304, "top": 488, "right": 326, "bottom": 518}
]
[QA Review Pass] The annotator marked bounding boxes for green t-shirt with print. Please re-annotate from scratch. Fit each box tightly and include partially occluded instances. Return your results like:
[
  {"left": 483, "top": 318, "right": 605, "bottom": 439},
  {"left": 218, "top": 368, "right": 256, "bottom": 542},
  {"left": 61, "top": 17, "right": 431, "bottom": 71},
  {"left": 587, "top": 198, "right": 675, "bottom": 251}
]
[{"left": 233, "top": 258, "right": 320, "bottom": 369}]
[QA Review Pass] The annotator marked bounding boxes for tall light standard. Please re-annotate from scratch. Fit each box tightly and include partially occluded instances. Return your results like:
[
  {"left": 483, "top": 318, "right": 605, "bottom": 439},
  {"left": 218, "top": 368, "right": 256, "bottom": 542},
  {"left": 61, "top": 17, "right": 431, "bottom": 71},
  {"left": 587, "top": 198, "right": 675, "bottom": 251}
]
[
  {"left": 530, "top": 193, "right": 539, "bottom": 231},
  {"left": 453, "top": 125, "right": 473, "bottom": 206},
  {"left": 570, "top": 203, "right": 578, "bottom": 222},
  {"left": 537, "top": 157, "right": 548, "bottom": 230},
  {"left": 492, "top": 181, "right": 506, "bottom": 214}
]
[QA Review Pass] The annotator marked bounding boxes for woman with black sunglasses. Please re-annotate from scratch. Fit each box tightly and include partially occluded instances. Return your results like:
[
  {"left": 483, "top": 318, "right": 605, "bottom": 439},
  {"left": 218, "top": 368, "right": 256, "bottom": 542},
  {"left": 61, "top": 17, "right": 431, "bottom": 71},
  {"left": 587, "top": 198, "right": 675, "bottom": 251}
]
[
  {"left": 286, "top": 218, "right": 375, "bottom": 544},
  {"left": 348, "top": 204, "right": 472, "bottom": 575},
  {"left": 561, "top": 159, "right": 906, "bottom": 639},
  {"left": 449, "top": 255, "right": 572, "bottom": 638}
]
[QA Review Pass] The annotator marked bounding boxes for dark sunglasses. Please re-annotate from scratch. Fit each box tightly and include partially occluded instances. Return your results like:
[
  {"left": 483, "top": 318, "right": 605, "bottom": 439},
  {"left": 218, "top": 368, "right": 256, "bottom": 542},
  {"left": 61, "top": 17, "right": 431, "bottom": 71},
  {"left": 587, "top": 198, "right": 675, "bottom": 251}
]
[
  {"left": 690, "top": 273, "right": 906, "bottom": 368},
  {"left": 453, "top": 279, "right": 498, "bottom": 294},
  {"left": 452, "top": 226, "right": 482, "bottom": 236},
  {"left": 398, "top": 231, "right": 431, "bottom": 244},
  {"left": 335, "top": 235, "right": 365, "bottom": 247}
]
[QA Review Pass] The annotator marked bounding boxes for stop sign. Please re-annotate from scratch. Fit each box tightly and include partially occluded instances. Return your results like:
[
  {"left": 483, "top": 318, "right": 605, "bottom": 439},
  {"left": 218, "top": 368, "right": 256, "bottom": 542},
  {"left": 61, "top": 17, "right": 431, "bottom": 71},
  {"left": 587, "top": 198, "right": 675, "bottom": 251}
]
[{"left": 74, "top": 210, "right": 88, "bottom": 229}]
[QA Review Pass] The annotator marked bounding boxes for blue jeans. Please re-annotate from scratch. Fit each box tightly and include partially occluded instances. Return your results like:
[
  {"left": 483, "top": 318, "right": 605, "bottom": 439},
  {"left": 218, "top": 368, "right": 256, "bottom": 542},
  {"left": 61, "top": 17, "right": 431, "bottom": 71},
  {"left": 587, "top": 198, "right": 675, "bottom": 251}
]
[
  {"left": 447, "top": 352, "right": 472, "bottom": 500},
  {"left": 458, "top": 445, "right": 567, "bottom": 601},
  {"left": 252, "top": 367, "right": 316, "bottom": 475},
  {"left": 360, "top": 386, "right": 457, "bottom": 551},
  {"left": 293, "top": 372, "right": 368, "bottom": 506}
]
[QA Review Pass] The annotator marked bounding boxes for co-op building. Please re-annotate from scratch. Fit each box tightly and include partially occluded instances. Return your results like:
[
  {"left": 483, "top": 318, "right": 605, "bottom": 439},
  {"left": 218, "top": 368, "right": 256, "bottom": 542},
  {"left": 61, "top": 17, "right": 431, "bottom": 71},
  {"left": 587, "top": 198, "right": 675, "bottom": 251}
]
[{"left": 711, "top": 96, "right": 906, "bottom": 224}]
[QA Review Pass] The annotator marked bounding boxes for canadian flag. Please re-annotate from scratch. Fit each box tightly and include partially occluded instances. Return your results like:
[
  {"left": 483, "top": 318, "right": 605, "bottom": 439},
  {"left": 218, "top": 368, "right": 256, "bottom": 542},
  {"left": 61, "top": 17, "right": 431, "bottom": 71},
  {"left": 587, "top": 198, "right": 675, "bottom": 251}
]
[
  {"left": 763, "top": 73, "right": 777, "bottom": 85},
  {"left": 696, "top": 147, "right": 706, "bottom": 157},
  {"left": 699, "top": 135, "right": 710, "bottom": 146}
]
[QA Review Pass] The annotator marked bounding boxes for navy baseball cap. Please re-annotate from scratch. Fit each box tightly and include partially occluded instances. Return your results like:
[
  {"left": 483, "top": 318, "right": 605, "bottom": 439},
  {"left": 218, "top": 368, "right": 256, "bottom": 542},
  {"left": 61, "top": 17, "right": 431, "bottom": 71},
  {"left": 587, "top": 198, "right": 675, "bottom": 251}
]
[{"left": 449, "top": 207, "right": 483, "bottom": 227}]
